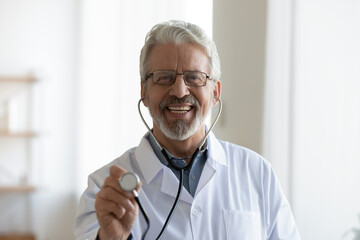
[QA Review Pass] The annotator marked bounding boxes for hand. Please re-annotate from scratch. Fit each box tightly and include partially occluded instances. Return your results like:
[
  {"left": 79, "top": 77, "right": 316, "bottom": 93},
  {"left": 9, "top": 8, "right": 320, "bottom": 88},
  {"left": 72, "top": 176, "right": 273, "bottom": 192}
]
[{"left": 95, "top": 165, "right": 140, "bottom": 240}]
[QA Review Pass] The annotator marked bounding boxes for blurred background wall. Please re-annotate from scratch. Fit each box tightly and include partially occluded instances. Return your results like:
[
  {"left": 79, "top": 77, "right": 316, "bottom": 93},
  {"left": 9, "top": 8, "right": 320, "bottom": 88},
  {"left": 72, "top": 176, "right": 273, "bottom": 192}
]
[
  {"left": 0, "top": 0, "right": 359, "bottom": 239},
  {"left": 0, "top": 0, "right": 79, "bottom": 239}
]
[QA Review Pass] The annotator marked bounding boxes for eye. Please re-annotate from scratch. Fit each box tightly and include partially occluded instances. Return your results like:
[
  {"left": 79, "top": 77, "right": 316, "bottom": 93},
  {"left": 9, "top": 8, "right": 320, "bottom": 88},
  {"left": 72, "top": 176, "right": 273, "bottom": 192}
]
[
  {"left": 187, "top": 74, "right": 200, "bottom": 80},
  {"left": 184, "top": 72, "right": 205, "bottom": 85},
  {"left": 158, "top": 74, "right": 172, "bottom": 81},
  {"left": 154, "top": 71, "right": 175, "bottom": 84}
]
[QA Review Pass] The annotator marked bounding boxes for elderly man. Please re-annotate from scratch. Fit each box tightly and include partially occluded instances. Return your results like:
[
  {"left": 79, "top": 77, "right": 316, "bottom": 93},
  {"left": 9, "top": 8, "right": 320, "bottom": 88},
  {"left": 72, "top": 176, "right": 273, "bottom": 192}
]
[{"left": 74, "top": 20, "right": 300, "bottom": 240}]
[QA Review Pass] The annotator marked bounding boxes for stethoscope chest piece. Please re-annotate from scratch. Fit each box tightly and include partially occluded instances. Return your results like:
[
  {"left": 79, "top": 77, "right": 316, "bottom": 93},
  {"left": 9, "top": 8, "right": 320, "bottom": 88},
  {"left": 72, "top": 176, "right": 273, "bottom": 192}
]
[
  {"left": 119, "top": 172, "right": 150, "bottom": 240},
  {"left": 119, "top": 172, "right": 140, "bottom": 192}
]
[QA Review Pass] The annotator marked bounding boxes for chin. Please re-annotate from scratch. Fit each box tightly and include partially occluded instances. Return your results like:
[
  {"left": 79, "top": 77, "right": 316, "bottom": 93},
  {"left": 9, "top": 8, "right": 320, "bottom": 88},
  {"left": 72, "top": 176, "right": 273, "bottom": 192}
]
[{"left": 159, "top": 118, "right": 203, "bottom": 141}]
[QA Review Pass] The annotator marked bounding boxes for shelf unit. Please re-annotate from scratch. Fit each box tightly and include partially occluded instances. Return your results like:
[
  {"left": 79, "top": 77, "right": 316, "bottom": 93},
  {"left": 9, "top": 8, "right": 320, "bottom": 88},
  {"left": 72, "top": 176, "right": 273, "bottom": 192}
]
[
  {"left": 0, "top": 131, "right": 37, "bottom": 138},
  {"left": 0, "top": 74, "right": 39, "bottom": 239},
  {"left": 0, "top": 234, "right": 35, "bottom": 240},
  {"left": 0, "top": 186, "right": 36, "bottom": 193}
]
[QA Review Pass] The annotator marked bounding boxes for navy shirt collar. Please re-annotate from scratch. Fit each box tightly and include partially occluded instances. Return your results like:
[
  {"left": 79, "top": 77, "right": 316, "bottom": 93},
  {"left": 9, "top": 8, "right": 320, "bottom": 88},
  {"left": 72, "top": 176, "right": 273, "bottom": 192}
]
[{"left": 146, "top": 132, "right": 208, "bottom": 168}]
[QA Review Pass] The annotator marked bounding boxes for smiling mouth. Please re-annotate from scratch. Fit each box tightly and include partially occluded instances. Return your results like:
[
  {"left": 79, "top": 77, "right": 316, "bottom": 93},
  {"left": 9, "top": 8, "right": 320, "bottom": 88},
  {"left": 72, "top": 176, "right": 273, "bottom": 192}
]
[{"left": 167, "top": 106, "right": 193, "bottom": 114}]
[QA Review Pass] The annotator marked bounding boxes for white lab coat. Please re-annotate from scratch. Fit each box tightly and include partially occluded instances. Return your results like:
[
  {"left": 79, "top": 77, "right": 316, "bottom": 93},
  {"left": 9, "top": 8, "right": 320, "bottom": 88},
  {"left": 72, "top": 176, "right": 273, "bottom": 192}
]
[{"left": 74, "top": 132, "right": 301, "bottom": 240}]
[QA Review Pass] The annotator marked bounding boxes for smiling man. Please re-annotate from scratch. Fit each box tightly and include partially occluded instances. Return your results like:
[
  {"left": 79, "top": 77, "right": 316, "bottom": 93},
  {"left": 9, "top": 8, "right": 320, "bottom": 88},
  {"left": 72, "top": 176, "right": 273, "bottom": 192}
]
[
  {"left": 74, "top": 20, "right": 301, "bottom": 240},
  {"left": 143, "top": 42, "right": 220, "bottom": 157}
]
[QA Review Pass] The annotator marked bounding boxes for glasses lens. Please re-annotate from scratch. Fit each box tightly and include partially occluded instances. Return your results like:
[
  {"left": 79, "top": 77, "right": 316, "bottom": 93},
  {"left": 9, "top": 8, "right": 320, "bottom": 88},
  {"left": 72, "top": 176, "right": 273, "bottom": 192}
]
[
  {"left": 153, "top": 71, "right": 176, "bottom": 85},
  {"left": 184, "top": 71, "right": 206, "bottom": 86}
]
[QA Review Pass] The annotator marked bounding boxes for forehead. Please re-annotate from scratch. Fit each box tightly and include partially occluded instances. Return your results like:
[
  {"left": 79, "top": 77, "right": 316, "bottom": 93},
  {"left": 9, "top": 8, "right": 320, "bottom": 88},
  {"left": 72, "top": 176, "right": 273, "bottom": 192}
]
[{"left": 148, "top": 42, "right": 210, "bottom": 72}]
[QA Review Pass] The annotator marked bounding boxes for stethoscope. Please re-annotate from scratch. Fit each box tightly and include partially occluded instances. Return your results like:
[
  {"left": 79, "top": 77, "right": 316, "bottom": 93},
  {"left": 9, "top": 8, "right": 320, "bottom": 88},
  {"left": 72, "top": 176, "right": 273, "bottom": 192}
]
[{"left": 119, "top": 96, "right": 222, "bottom": 240}]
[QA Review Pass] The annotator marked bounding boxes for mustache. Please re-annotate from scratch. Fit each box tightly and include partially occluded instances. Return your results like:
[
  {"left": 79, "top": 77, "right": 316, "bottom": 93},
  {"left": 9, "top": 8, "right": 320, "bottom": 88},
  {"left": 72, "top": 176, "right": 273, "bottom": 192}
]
[{"left": 159, "top": 95, "right": 200, "bottom": 110}]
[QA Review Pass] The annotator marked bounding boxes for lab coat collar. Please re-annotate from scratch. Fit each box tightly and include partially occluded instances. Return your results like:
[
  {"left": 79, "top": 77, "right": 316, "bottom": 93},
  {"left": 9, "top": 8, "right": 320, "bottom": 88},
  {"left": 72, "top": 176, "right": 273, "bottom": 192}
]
[
  {"left": 207, "top": 131, "right": 227, "bottom": 167},
  {"left": 135, "top": 131, "right": 227, "bottom": 184},
  {"left": 135, "top": 132, "right": 164, "bottom": 185},
  {"left": 134, "top": 131, "right": 227, "bottom": 203},
  {"left": 135, "top": 132, "right": 194, "bottom": 203},
  {"left": 193, "top": 131, "right": 227, "bottom": 196}
]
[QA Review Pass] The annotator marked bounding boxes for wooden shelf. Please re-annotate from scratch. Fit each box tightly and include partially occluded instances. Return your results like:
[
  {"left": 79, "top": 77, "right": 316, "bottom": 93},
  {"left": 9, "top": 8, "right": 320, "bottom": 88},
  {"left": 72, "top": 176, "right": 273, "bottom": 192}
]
[
  {"left": 0, "top": 233, "right": 35, "bottom": 240},
  {"left": 0, "top": 186, "right": 36, "bottom": 193},
  {"left": 0, "top": 131, "right": 37, "bottom": 138},
  {"left": 0, "top": 75, "right": 37, "bottom": 102},
  {"left": 0, "top": 75, "right": 37, "bottom": 83},
  {"left": 0, "top": 74, "right": 39, "bottom": 237}
]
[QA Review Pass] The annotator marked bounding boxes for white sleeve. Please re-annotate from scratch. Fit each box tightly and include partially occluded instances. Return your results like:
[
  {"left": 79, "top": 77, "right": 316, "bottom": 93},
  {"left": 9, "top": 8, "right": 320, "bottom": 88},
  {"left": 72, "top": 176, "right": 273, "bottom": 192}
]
[
  {"left": 73, "top": 174, "right": 102, "bottom": 240},
  {"left": 262, "top": 160, "right": 301, "bottom": 240}
]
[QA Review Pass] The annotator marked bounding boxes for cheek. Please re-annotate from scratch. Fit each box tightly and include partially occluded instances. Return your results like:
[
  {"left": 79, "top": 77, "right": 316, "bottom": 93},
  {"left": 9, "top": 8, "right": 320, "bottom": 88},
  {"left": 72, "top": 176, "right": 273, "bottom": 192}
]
[
  {"left": 199, "top": 89, "right": 214, "bottom": 106},
  {"left": 197, "top": 97, "right": 211, "bottom": 115},
  {"left": 147, "top": 94, "right": 162, "bottom": 112}
]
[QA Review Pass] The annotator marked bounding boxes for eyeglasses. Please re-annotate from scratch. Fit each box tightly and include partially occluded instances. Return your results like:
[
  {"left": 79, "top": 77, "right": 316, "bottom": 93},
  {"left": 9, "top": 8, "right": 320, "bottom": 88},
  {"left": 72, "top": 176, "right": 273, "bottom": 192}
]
[{"left": 145, "top": 70, "right": 211, "bottom": 87}]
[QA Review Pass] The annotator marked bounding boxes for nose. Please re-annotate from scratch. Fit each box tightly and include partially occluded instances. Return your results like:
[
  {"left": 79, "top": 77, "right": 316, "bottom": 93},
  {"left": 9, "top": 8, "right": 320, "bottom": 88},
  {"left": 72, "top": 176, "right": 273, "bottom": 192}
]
[{"left": 169, "top": 75, "right": 190, "bottom": 98}]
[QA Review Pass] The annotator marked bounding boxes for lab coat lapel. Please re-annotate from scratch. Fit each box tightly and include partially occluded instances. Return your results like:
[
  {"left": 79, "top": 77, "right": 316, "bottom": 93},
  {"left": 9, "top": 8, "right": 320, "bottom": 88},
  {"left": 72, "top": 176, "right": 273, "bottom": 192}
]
[
  {"left": 135, "top": 134, "right": 163, "bottom": 184},
  {"left": 207, "top": 131, "right": 227, "bottom": 167},
  {"left": 135, "top": 133, "right": 193, "bottom": 204},
  {"left": 160, "top": 167, "right": 193, "bottom": 204},
  {"left": 195, "top": 162, "right": 216, "bottom": 196},
  {"left": 195, "top": 132, "right": 227, "bottom": 196}
]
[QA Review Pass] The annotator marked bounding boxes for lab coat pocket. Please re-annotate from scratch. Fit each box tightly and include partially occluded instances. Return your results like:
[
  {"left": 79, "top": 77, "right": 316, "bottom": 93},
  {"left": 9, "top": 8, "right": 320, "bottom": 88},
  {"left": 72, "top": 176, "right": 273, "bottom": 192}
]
[{"left": 222, "top": 210, "right": 261, "bottom": 240}]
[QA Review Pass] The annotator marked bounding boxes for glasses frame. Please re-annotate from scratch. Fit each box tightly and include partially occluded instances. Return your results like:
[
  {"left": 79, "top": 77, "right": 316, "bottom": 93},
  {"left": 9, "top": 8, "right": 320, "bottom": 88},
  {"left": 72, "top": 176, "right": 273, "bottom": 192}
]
[{"left": 145, "top": 70, "right": 212, "bottom": 87}]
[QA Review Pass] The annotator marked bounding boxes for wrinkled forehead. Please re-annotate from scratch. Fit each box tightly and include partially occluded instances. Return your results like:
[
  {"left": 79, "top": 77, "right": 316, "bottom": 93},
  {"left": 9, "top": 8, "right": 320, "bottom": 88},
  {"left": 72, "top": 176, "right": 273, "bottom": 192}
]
[{"left": 148, "top": 42, "right": 211, "bottom": 73}]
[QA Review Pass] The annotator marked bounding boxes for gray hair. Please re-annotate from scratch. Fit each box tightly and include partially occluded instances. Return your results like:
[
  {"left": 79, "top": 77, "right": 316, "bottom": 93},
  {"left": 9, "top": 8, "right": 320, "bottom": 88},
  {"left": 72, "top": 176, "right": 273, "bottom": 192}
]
[{"left": 139, "top": 20, "right": 221, "bottom": 83}]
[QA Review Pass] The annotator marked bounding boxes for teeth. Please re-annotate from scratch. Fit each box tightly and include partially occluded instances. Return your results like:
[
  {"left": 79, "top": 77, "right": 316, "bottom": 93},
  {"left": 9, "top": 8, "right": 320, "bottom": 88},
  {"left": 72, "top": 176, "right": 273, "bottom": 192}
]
[
  {"left": 167, "top": 106, "right": 192, "bottom": 114},
  {"left": 168, "top": 106, "right": 191, "bottom": 111}
]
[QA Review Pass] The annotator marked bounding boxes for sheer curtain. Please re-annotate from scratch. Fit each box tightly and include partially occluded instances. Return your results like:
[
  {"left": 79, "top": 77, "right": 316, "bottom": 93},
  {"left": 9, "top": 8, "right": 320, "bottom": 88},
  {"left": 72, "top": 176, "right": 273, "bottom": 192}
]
[
  {"left": 264, "top": 0, "right": 360, "bottom": 239},
  {"left": 75, "top": 0, "right": 213, "bottom": 194}
]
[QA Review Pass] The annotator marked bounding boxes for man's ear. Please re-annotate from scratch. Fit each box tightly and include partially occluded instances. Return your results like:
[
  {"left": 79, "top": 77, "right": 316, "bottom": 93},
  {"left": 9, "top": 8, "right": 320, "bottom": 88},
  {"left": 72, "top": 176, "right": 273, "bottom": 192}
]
[
  {"left": 141, "top": 82, "right": 149, "bottom": 107},
  {"left": 212, "top": 80, "right": 221, "bottom": 106}
]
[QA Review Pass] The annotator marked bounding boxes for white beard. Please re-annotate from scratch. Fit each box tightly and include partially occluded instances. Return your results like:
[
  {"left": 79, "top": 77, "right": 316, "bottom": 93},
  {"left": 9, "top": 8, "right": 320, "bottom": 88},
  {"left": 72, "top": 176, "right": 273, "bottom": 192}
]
[
  {"left": 156, "top": 111, "right": 204, "bottom": 141},
  {"left": 150, "top": 95, "right": 211, "bottom": 141}
]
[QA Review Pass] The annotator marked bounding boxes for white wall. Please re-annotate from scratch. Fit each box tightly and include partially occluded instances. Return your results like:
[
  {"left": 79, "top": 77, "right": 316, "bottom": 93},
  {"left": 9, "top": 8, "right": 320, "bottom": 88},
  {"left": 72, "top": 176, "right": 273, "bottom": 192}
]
[
  {"left": 214, "top": 0, "right": 360, "bottom": 240},
  {"left": 212, "top": 0, "right": 267, "bottom": 153},
  {"left": 292, "top": 1, "right": 360, "bottom": 239},
  {"left": 0, "top": 0, "right": 79, "bottom": 239}
]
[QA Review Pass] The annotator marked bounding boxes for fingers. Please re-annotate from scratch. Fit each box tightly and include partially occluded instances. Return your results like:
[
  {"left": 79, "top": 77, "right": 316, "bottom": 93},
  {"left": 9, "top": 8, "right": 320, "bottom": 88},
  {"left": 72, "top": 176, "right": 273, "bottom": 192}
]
[
  {"left": 95, "top": 192, "right": 128, "bottom": 219},
  {"left": 108, "top": 165, "right": 142, "bottom": 195},
  {"left": 98, "top": 165, "right": 137, "bottom": 207},
  {"left": 109, "top": 165, "right": 126, "bottom": 179},
  {"left": 102, "top": 175, "right": 133, "bottom": 200},
  {"left": 96, "top": 185, "right": 136, "bottom": 216},
  {"left": 95, "top": 165, "right": 140, "bottom": 239},
  {"left": 96, "top": 165, "right": 142, "bottom": 217}
]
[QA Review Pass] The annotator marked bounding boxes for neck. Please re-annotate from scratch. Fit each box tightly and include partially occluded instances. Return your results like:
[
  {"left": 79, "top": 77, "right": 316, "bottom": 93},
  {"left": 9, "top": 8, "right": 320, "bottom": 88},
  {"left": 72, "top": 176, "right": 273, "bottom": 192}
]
[{"left": 152, "top": 124, "right": 206, "bottom": 160}]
